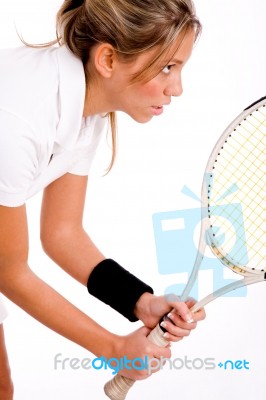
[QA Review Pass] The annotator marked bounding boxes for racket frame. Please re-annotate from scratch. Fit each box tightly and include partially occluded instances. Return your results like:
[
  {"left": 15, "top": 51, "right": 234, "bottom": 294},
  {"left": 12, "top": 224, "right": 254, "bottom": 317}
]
[
  {"left": 103, "top": 96, "right": 266, "bottom": 399},
  {"left": 182, "top": 96, "right": 266, "bottom": 302}
]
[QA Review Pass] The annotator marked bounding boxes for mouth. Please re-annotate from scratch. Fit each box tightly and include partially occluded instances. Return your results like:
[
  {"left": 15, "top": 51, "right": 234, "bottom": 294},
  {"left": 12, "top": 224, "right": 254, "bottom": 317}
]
[{"left": 151, "top": 105, "right": 164, "bottom": 116}]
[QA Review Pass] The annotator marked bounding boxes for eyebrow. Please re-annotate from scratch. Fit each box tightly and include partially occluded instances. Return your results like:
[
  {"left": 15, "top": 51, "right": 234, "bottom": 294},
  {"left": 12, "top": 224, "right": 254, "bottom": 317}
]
[
  {"left": 161, "top": 58, "right": 184, "bottom": 66},
  {"left": 170, "top": 58, "right": 184, "bottom": 65}
]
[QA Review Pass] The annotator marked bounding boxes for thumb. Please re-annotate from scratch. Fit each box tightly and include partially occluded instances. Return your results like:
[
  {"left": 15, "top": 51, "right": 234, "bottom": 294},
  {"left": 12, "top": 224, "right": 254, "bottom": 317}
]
[{"left": 137, "top": 325, "right": 152, "bottom": 337}]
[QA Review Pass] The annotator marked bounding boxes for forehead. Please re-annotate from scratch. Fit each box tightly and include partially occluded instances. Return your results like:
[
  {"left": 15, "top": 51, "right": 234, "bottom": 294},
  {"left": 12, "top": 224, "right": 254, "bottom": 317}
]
[
  {"left": 126, "top": 28, "right": 196, "bottom": 81},
  {"left": 164, "top": 29, "right": 196, "bottom": 64}
]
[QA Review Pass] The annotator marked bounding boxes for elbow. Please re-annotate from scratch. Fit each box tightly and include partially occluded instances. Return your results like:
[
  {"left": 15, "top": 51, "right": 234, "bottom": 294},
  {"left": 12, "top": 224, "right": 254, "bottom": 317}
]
[
  {"left": 40, "top": 224, "right": 74, "bottom": 258},
  {"left": 40, "top": 226, "right": 61, "bottom": 258}
]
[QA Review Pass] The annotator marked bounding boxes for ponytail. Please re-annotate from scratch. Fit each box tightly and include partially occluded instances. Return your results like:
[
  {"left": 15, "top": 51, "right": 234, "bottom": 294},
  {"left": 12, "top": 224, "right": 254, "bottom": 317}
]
[{"left": 63, "top": 0, "right": 84, "bottom": 13}]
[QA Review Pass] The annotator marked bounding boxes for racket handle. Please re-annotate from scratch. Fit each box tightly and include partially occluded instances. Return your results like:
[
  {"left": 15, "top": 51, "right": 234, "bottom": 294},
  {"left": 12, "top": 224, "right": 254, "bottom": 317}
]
[
  {"left": 104, "top": 375, "right": 134, "bottom": 400},
  {"left": 104, "top": 322, "right": 169, "bottom": 399}
]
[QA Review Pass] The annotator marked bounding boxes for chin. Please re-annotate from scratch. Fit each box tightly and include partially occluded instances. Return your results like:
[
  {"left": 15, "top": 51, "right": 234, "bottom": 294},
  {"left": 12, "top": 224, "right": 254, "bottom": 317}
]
[
  {"left": 130, "top": 113, "right": 153, "bottom": 124},
  {"left": 121, "top": 109, "right": 154, "bottom": 124}
]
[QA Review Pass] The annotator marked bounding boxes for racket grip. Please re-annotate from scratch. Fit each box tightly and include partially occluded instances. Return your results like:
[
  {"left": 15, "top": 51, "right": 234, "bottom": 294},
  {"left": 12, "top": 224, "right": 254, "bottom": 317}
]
[
  {"left": 104, "top": 375, "right": 134, "bottom": 400},
  {"left": 104, "top": 322, "right": 169, "bottom": 399}
]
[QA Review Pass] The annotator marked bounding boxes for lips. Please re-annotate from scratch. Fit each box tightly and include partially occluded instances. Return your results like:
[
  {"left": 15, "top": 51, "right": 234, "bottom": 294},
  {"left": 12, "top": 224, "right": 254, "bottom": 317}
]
[
  {"left": 151, "top": 105, "right": 164, "bottom": 116},
  {"left": 152, "top": 101, "right": 171, "bottom": 108}
]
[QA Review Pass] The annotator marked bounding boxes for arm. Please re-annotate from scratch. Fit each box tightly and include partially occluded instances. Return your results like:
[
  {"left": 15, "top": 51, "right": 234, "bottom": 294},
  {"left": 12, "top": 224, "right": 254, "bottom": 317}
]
[
  {"left": 0, "top": 204, "right": 116, "bottom": 357},
  {"left": 40, "top": 173, "right": 205, "bottom": 340},
  {"left": 40, "top": 173, "right": 104, "bottom": 285},
  {"left": 0, "top": 203, "right": 172, "bottom": 380}
]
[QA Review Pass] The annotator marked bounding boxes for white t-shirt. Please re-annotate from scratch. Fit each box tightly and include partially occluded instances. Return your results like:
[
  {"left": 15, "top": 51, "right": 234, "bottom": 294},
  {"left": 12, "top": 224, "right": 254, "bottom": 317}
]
[
  {"left": 0, "top": 45, "right": 108, "bottom": 207},
  {"left": 0, "top": 295, "right": 8, "bottom": 324}
]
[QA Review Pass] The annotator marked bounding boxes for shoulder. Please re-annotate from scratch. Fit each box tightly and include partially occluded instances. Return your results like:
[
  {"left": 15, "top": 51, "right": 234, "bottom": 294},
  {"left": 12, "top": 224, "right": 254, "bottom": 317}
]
[
  {"left": 0, "top": 45, "right": 85, "bottom": 127},
  {"left": 0, "top": 45, "right": 59, "bottom": 84},
  {"left": 0, "top": 46, "right": 59, "bottom": 118},
  {"left": 0, "top": 44, "right": 83, "bottom": 77}
]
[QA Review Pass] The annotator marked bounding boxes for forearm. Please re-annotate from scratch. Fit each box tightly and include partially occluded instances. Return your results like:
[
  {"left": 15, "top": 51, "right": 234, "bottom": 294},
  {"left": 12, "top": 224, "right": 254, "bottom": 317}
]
[
  {"left": 43, "top": 228, "right": 155, "bottom": 322},
  {"left": 40, "top": 223, "right": 204, "bottom": 343},
  {"left": 41, "top": 225, "right": 105, "bottom": 285},
  {"left": 0, "top": 262, "right": 116, "bottom": 358}
]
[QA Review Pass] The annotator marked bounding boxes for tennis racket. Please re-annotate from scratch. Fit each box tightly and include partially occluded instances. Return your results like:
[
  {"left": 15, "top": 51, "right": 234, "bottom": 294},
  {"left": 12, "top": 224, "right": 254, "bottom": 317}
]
[{"left": 104, "top": 96, "right": 266, "bottom": 400}]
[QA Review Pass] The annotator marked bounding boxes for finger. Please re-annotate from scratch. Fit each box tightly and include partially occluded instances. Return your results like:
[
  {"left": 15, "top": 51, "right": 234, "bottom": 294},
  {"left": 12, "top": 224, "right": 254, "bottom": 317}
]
[
  {"left": 185, "top": 299, "right": 206, "bottom": 321},
  {"left": 191, "top": 308, "right": 206, "bottom": 321},
  {"left": 185, "top": 298, "right": 197, "bottom": 308},
  {"left": 161, "top": 331, "right": 184, "bottom": 343},
  {"left": 160, "top": 317, "right": 197, "bottom": 341},
  {"left": 160, "top": 320, "right": 191, "bottom": 339},
  {"left": 167, "top": 302, "right": 194, "bottom": 323},
  {"left": 166, "top": 312, "right": 197, "bottom": 330}
]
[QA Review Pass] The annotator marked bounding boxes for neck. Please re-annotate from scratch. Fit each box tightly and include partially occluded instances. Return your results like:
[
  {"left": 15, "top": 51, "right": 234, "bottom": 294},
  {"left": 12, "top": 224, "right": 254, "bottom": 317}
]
[{"left": 83, "top": 78, "right": 114, "bottom": 117}]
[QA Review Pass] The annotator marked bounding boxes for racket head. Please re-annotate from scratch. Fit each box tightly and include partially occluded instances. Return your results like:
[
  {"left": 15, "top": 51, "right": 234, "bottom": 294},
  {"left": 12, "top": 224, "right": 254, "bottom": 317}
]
[{"left": 201, "top": 96, "right": 266, "bottom": 277}]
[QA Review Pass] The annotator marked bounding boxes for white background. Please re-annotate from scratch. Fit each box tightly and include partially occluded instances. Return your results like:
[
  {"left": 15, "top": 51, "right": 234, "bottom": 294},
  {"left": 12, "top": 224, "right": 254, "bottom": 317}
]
[{"left": 1, "top": 1, "right": 266, "bottom": 399}]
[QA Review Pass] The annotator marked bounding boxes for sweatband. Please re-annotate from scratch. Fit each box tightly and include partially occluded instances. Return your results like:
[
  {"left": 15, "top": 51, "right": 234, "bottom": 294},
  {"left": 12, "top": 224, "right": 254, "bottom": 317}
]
[{"left": 87, "top": 259, "right": 154, "bottom": 322}]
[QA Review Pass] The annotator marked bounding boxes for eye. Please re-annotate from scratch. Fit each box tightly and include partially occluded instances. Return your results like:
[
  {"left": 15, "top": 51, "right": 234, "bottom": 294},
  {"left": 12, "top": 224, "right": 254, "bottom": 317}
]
[{"left": 162, "top": 64, "right": 174, "bottom": 74}]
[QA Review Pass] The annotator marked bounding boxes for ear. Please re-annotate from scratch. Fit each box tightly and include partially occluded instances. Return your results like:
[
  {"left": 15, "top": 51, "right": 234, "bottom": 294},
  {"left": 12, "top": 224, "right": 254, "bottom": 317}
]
[{"left": 93, "top": 43, "right": 117, "bottom": 78}]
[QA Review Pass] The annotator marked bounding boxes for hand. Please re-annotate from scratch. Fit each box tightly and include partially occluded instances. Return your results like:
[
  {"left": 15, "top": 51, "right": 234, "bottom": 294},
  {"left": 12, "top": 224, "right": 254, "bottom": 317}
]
[
  {"left": 134, "top": 293, "right": 206, "bottom": 342},
  {"left": 159, "top": 297, "right": 206, "bottom": 342},
  {"left": 112, "top": 326, "right": 171, "bottom": 380}
]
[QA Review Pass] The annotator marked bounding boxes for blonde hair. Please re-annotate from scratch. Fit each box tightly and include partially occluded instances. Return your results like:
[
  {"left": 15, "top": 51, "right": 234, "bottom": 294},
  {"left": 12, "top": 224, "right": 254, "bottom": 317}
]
[{"left": 51, "top": 0, "right": 201, "bottom": 171}]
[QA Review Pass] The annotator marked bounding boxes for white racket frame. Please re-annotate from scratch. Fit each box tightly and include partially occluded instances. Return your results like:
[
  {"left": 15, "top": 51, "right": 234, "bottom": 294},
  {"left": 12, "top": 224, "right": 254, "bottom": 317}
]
[{"left": 104, "top": 96, "right": 266, "bottom": 400}]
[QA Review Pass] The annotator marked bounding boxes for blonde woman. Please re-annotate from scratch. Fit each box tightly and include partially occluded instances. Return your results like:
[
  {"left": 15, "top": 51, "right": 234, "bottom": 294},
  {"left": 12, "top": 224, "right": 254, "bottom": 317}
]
[{"left": 0, "top": 0, "right": 205, "bottom": 395}]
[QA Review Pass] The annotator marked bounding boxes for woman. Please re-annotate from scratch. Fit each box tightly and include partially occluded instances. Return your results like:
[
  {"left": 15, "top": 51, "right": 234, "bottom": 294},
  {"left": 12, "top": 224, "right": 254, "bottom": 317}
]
[{"left": 0, "top": 0, "right": 205, "bottom": 396}]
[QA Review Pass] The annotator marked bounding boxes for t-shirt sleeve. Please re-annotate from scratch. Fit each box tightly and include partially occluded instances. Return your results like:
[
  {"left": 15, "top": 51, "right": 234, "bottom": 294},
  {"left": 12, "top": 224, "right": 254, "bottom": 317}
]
[{"left": 0, "top": 110, "right": 39, "bottom": 207}]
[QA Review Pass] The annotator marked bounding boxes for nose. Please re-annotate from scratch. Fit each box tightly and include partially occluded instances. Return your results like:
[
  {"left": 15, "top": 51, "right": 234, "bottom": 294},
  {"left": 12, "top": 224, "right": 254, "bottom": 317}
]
[{"left": 164, "top": 75, "right": 183, "bottom": 97}]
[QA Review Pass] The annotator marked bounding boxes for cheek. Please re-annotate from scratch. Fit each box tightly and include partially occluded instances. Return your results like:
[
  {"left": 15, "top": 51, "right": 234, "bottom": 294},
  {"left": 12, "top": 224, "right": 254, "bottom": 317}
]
[{"left": 136, "top": 81, "right": 162, "bottom": 99}]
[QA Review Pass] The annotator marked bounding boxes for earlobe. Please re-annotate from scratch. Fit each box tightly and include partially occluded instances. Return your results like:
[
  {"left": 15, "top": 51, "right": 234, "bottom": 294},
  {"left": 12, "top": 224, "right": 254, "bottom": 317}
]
[{"left": 94, "top": 43, "right": 116, "bottom": 78}]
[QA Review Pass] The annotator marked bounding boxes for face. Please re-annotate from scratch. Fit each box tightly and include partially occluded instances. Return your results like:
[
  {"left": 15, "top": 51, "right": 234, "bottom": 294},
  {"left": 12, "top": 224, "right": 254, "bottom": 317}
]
[{"left": 107, "top": 29, "right": 196, "bottom": 123}]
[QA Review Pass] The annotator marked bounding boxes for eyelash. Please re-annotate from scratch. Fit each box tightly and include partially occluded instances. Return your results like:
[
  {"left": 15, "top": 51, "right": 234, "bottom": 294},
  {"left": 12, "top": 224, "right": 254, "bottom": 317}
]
[{"left": 162, "top": 64, "right": 175, "bottom": 74}]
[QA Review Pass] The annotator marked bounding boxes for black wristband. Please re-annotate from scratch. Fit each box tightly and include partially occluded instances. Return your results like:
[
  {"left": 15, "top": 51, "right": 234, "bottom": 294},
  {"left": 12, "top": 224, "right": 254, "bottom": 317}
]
[{"left": 87, "top": 259, "right": 154, "bottom": 322}]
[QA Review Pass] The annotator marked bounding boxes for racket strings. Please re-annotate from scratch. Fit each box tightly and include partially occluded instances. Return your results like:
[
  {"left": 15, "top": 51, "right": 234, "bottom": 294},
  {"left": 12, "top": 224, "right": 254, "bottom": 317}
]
[
  {"left": 216, "top": 115, "right": 265, "bottom": 176},
  {"left": 210, "top": 157, "right": 265, "bottom": 265},
  {"left": 207, "top": 104, "right": 266, "bottom": 271}
]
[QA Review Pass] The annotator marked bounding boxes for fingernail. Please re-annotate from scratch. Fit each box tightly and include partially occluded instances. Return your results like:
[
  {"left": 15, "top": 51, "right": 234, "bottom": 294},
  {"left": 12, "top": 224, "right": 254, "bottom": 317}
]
[
  {"left": 163, "top": 332, "right": 170, "bottom": 339},
  {"left": 160, "top": 321, "right": 167, "bottom": 329},
  {"left": 167, "top": 313, "right": 173, "bottom": 320},
  {"left": 186, "top": 315, "right": 194, "bottom": 323}
]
